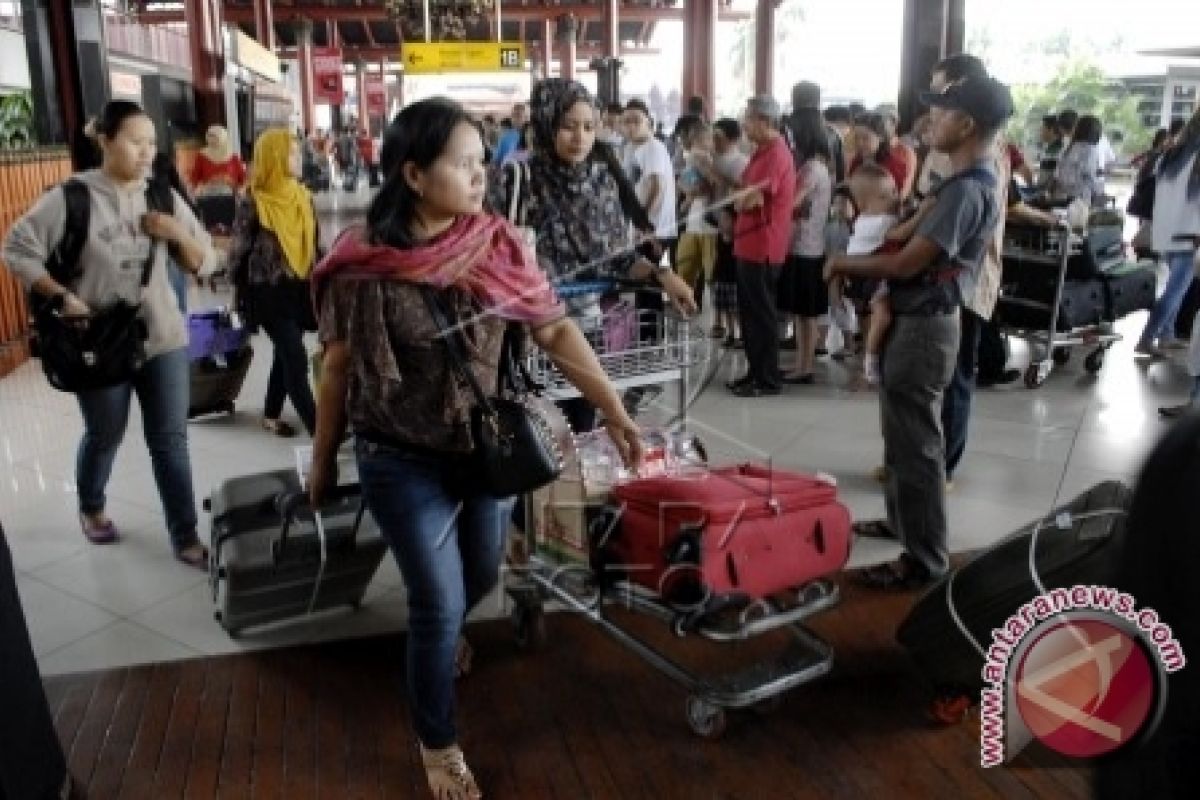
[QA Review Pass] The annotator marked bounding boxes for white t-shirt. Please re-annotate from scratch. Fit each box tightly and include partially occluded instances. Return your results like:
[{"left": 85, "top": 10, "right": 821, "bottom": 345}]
[
  {"left": 626, "top": 137, "right": 678, "bottom": 239},
  {"left": 846, "top": 214, "right": 898, "bottom": 256},
  {"left": 1152, "top": 150, "right": 1200, "bottom": 255}
]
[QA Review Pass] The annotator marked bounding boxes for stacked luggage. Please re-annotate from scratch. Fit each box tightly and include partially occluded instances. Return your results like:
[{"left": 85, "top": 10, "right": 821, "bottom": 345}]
[
  {"left": 998, "top": 222, "right": 1156, "bottom": 333},
  {"left": 188, "top": 308, "right": 252, "bottom": 418}
]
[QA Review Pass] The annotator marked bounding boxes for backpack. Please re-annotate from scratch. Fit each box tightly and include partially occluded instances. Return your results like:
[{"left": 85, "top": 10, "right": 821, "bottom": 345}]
[{"left": 47, "top": 178, "right": 174, "bottom": 286}]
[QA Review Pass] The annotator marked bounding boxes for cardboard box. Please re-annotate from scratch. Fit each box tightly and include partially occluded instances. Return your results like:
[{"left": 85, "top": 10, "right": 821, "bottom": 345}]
[{"left": 528, "top": 475, "right": 612, "bottom": 564}]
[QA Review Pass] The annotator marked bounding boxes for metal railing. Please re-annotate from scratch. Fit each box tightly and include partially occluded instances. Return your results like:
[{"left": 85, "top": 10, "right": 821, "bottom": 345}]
[{"left": 103, "top": 12, "right": 190, "bottom": 69}]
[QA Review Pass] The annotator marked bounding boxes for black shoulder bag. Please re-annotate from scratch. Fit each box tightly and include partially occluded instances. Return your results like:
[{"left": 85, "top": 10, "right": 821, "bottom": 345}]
[
  {"left": 420, "top": 288, "right": 564, "bottom": 498},
  {"left": 33, "top": 184, "right": 163, "bottom": 393}
]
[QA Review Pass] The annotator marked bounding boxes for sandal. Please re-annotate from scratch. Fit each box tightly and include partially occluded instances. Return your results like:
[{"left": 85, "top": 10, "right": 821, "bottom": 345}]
[
  {"left": 80, "top": 514, "right": 119, "bottom": 545},
  {"left": 262, "top": 418, "right": 297, "bottom": 438},
  {"left": 175, "top": 541, "right": 210, "bottom": 572},
  {"left": 420, "top": 744, "right": 482, "bottom": 800},
  {"left": 852, "top": 520, "right": 897, "bottom": 540},
  {"left": 854, "top": 557, "right": 932, "bottom": 591},
  {"left": 454, "top": 636, "right": 474, "bottom": 679},
  {"left": 710, "top": 325, "right": 726, "bottom": 339}
]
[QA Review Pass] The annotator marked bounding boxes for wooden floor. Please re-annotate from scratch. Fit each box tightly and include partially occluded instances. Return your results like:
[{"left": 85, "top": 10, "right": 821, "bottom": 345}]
[{"left": 44, "top": 577, "right": 1093, "bottom": 800}]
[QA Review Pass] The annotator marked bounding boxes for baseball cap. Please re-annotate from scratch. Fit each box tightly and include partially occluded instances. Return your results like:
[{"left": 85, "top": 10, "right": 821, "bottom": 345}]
[
  {"left": 920, "top": 74, "right": 1014, "bottom": 131},
  {"left": 747, "top": 95, "right": 782, "bottom": 122}
]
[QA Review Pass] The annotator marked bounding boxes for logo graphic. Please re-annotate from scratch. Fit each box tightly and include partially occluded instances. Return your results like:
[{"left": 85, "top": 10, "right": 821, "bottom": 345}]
[{"left": 1013, "top": 617, "right": 1157, "bottom": 758}]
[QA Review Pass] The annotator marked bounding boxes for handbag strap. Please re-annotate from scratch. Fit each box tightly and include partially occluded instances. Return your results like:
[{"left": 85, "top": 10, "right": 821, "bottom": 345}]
[{"left": 419, "top": 287, "right": 496, "bottom": 418}]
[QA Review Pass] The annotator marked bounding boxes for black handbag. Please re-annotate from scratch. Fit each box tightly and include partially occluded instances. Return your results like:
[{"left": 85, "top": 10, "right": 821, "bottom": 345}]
[
  {"left": 32, "top": 243, "right": 158, "bottom": 394},
  {"left": 421, "top": 288, "right": 564, "bottom": 498}
]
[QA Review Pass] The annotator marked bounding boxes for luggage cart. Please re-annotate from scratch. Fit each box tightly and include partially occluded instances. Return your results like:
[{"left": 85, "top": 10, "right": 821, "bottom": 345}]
[
  {"left": 998, "top": 222, "right": 1120, "bottom": 389},
  {"left": 507, "top": 281, "right": 841, "bottom": 739}
]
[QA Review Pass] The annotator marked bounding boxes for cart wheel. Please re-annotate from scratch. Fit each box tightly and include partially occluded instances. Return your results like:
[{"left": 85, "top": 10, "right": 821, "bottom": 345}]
[
  {"left": 224, "top": 402, "right": 236, "bottom": 416},
  {"left": 512, "top": 603, "right": 547, "bottom": 651},
  {"left": 1084, "top": 349, "right": 1105, "bottom": 374},
  {"left": 686, "top": 696, "right": 727, "bottom": 739},
  {"left": 1024, "top": 362, "right": 1048, "bottom": 389},
  {"left": 1052, "top": 347, "right": 1071, "bottom": 366}
]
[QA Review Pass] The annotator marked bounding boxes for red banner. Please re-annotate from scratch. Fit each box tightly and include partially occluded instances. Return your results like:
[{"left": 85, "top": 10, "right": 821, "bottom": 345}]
[
  {"left": 365, "top": 75, "right": 387, "bottom": 117},
  {"left": 312, "top": 47, "right": 344, "bottom": 104}
]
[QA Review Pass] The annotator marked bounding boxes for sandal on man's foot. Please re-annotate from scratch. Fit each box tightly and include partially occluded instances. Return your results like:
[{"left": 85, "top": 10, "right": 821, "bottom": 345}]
[
  {"left": 854, "top": 558, "right": 932, "bottom": 591},
  {"left": 454, "top": 636, "right": 474, "bottom": 679},
  {"left": 261, "top": 418, "right": 297, "bottom": 438},
  {"left": 420, "top": 744, "right": 482, "bottom": 800},
  {"left": 852, "top": 520, "right": 897, "bottom": 540},
  {"left": 175, "top": 541, "right": 210, "bottom": 572}
]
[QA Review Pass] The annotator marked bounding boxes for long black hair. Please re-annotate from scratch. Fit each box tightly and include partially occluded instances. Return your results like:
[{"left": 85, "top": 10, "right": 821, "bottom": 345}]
[
  {"left": 150, "top": 152, "right": 198, "bottom": 215},
  {"left": 93, "top": 100, "right": 148, "bottom": 139},
  {"left": 788, "top": 107, "right": 832, "bottom": 165},
  {"left": 368, "top": 97, "right": 476, "bottom": 249},
  {"left": 854, "top": 112, "right": 892, "bottom": 164}
]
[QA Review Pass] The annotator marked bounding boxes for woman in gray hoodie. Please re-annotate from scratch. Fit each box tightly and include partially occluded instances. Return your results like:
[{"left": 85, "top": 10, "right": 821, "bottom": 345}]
[{"left": 1, "top": 100, "right": 216, "bottom": 569}]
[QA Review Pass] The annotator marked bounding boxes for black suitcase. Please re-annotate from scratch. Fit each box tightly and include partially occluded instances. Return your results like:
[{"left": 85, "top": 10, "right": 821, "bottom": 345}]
[
  {"left": 1101, "top": 266, "right": 1156, "bottom": 321},
  {"left": 1068, "top": 224, "right": 1125, "bottom": 279},
  {"left": 897, "top": 481, "right": 1133, "bottom": 694},
  {"left": 189, "top": 345, "right": 253, "bottom": 418},
  {"left": 207, "top": 470, "right": 388, "bottom": 637},
  {"left": 998, "top": 278, "right": 1107, "bottom": 331}
]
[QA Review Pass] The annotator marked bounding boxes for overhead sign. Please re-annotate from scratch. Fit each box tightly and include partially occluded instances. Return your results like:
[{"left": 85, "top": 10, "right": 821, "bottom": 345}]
[
  {"left": 365, "top": 75, "right": 387, "bottom": 117},
  {"left": 232, "top": 29, "right": 281, "bottom": 83},
  {"left": 312, "top": 46, "right": 345, "bottom": 104},
  {"left": 401, "top": 42, "right": 526, "bottom": 74},
  {"left": 110, "top": 70, "right": 142, "bottom": 101}
]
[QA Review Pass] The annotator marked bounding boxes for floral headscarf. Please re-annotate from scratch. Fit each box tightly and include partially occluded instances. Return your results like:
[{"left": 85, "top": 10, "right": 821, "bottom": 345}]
[{"left": 516, "top": 79, "right": 634, "bottom": 281}]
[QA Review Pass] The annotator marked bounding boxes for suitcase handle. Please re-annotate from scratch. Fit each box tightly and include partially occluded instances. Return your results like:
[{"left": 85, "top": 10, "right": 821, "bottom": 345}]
[{"left": 275, "top": 485, "right": 366, "bottom": 556}]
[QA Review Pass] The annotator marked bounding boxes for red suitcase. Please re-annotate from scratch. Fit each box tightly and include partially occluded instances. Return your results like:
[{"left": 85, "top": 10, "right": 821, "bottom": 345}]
[{"left": 605, "top": 464, "right": 852, "bottom": 610}]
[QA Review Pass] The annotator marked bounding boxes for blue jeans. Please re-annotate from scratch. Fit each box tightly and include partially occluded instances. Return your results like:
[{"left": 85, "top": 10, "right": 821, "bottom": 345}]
[
  {"left": 356, "top": 438, "right": 513, "bottom": 749},
  {"left": 1141, "top": 250, "right": 1197, "bottom": 346},
  {"left": 76, "top": 347, "right": 198, "bottom": 550}
]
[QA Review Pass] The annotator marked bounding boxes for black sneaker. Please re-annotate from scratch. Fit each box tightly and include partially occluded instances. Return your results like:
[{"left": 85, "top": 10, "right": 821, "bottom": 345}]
[
  {"left": 731, "top": 382, "right": 782, "bottom": 398},
  {"left": 726, "top": 375, "right": 754, "bottom": 391},
  {"left": 977, "top": 368, "right": 1020, "bottom": 388},
  {"left": 780, "top": 335, "right": 798, "bottom": 350}
]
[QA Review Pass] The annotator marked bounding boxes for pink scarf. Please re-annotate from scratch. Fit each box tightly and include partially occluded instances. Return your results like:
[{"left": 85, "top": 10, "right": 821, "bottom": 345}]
[{"left": 312, "top": 214, "right": 564, "bottom": 326}]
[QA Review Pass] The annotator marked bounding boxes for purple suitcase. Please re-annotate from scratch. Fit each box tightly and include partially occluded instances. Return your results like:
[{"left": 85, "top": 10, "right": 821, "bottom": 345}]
[{"left": 188, "top": 309, "right": 249, "bottom": 361}]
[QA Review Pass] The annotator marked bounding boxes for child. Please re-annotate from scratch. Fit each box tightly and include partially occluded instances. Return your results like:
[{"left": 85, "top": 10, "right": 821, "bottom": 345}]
[
  {"left": 676, "top": 124, "right": 719, "bottom": 313},
  {"left": 835, "top": 164, "right": 902, "bottom": 385}
]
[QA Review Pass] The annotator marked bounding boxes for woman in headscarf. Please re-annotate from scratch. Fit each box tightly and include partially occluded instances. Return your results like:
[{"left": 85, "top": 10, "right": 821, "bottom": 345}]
[
  {"left": 309, "top": 97, "right": 642, "bottom": 800},
  {"left": 487, "top": 78, "right": 696, "bottom": 432},
  {"left": 190, "top": 125, "right": 247, "bottom": 233},
  {"left": 226, "top": 128, "right": 319, "bottom": 437}
]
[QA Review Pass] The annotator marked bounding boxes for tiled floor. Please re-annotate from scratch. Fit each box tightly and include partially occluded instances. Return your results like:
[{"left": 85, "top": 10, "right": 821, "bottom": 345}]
[{"left": 3, "top": 188, "right": 1193, "bottom": 676}]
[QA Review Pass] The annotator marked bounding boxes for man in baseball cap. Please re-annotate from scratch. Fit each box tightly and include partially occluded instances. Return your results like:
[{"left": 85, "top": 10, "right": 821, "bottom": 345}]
[{"left": 824, "top": 70, "right": 1012, "bottom": 591}]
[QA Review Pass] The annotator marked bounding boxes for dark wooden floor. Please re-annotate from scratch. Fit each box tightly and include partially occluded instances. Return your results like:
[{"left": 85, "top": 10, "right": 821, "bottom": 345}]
[{"left": 44, "top": 577, "right": 1093, "bottom": 800}]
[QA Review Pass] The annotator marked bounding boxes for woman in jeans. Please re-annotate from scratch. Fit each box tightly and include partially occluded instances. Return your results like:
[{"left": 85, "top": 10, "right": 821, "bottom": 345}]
[
  {"left": 309, "top": 98, "right": 642, "bottom": 800},
  {"left": 1, "top": 100, "right": 215, "bottom": 568},
  {"left": 1137, "top": 110, "right": 1200, "bottom": 360},
  {"left": 227, "top": 129, "right": 319, "bottom": 437}
]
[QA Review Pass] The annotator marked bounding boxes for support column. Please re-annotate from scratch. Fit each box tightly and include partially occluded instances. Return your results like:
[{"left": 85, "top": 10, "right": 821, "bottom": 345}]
[
  {"left": 753, "top": 0, "right": 776, "bottom": 98},
  {"left": 253, "top": 0, "right": 275, "bottom": 52},
  {"left": 682, "top": 0, "right": 717, "bottom": 117},
  {"left": 20, "top": 0, "right": 111, "bottom": 162},
  {"left": 602, "top": 0, "right": 618, "bottom": 59},
  {"left": 296, "top": 18, "right": 315, "bottom": 134},
  {"left": 898, "top": 0, "right": 965, "bottom": 129},
  {"left": 541, "top": 18, "right": 553, "bottom": 80},
  {"left": 355, "top": 60, "right": 368, "bottom": 132},
  {"left": 558, "top": 14, "right": 578, "bottom": 83},
  {"left": 184, "top": 0, "right": 226, "bottom": 129}
]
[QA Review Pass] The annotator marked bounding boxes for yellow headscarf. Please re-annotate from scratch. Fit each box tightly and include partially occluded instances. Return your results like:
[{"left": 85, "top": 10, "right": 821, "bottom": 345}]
[{"left": 250, "top": 129, "right": 316, "bottom": 277}]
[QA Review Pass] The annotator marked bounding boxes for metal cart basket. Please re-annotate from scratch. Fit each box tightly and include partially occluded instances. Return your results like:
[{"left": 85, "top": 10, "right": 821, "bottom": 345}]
[{"left": 506, "top": 281, "right": 841, "bottom": 739}]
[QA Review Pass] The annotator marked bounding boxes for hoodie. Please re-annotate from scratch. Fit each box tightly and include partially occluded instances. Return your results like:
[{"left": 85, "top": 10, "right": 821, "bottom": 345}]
[{"left": 2, "top": 169, "right": 216, "bottom": 359}]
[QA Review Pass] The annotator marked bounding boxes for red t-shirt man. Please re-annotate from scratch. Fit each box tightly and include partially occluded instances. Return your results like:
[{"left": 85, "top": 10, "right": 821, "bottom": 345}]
[{"left": 733, "top": 135, "right": 797, "bottom": 266}]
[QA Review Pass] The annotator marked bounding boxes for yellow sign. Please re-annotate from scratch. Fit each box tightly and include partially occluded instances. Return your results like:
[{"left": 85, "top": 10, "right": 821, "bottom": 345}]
[{"left": 402, "top": 42, "right": 526, "bottom": 74}]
